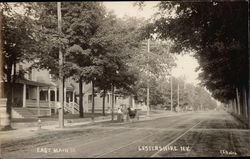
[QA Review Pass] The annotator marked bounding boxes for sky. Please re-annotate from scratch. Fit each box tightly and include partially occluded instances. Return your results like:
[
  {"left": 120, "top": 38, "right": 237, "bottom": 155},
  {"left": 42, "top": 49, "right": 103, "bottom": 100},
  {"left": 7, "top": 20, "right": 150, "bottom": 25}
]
[
  {"left": 103, "top": 2, "right": 158, "bottom": 18},
  {"left": 103, "top": 2, "right": 201, "bottom": 85}
]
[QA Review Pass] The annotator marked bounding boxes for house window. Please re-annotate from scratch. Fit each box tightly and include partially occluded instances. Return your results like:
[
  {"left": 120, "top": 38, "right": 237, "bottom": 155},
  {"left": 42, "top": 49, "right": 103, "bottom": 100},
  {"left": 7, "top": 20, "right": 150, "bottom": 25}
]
[
  {"left": 88, "top": 95, "right": 92, "bottom": 103},
  {"left": 40, "top": 91, "right": 47, "bottom": 101},
  {"left": 50, "top": 91, "right": 55, "bottom": 101}
]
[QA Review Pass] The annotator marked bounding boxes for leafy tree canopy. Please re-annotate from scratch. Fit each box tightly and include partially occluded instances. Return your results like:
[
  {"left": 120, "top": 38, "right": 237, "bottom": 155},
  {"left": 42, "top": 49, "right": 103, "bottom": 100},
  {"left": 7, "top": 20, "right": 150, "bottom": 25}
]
[{"left": 146, "top": 1, "right": 248, "bottom": 103}]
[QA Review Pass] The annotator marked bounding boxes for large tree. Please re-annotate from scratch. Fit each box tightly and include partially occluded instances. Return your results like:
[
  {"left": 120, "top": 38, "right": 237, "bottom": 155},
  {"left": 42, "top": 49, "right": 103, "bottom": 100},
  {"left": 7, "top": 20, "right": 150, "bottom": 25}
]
[
  {"left": 129, "top": 38, "right": 176, "bottom": 107},
  {"left": 29, "top": 2, "right": 106, "bottom": 118},
  {"left": 1, "top": 3, "right": 36, "bottom": 129},
  {"left": 149, "top": 1, "right": 248, "bottom": 107},
  {"left": 93, "top": 15, "right": 144, "bottom": 116}
]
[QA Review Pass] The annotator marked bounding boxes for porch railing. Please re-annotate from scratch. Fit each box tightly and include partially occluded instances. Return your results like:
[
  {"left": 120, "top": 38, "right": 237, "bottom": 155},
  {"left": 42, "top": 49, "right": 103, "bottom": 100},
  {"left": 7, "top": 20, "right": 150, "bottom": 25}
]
[
  {"left": 26, "top": 100, "right": 49, "bottom": 108},
  {"left": 64, "top": 102, "right": 79, "bottom": 114}
]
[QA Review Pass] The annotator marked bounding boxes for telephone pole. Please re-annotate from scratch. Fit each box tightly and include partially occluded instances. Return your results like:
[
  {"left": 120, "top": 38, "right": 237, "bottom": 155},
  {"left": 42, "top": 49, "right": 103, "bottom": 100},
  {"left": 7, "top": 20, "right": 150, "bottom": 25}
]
[
  {"left": 57, "top": 2, "right": 64, "bottom": 128},
  {"left": 170, "top": 76, "right": 173, "bottom": 112},
  {"left": 177, "top": 82, "right": 180, "bottom": 112},
  {"left": 146, "top": 39, "right": 150, "bottom": 116},
  {"left": 111, "top": 84, "right": 114, "bottom": 121}
]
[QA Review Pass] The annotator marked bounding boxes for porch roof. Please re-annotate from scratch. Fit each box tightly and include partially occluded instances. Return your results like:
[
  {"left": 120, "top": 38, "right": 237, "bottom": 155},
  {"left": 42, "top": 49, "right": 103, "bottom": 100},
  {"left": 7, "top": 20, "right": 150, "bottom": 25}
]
[
  {"left": 51, "top": 81, "right": 75, "bottom": 90},
  {"left": 16, "top": 79, "right": 53, "bottom": 87}
]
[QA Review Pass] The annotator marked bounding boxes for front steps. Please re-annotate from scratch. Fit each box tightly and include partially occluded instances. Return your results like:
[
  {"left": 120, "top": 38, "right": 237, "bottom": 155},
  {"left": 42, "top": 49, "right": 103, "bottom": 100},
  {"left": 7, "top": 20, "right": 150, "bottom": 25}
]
[
  {"left": 12, "top": 108, "right": 37, "bottom": 118},
  {"left": 12, "top": 107, "right": 51, "bottom": 118}
]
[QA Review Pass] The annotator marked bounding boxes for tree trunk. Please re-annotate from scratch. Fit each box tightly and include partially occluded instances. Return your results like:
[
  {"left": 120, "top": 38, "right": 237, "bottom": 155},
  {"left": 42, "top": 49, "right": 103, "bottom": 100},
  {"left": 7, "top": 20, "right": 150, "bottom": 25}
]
[
  {"left": 0, "top": 8, "right": 3, "bottom": 99},
  {"left": 102, "top": 89, "right": 106, "bottom": 116},
  {"left": 242, "top": 85, "right": 248, "bottom": 118},
  {"left": 92, "top": 80, "right": 95, "bottom": 114},
  {"left": 245, "top": 85, "right": 249, "bottom": 119},
  {"left": 5, "top": 69, "right": 12, "bottom": 129},
  {"left": 239, "top": 86, "right": 244, "bottom": 116},
  {"left": 11, "top": 60, "right": 16, "bottom": 104},
  {"left": 231, "top": 100, "right": 235, "bottom": 113},
  {"left": 79, "top": 76, "right": 84, "bottom": 118},
  {"left": 234, "top": 98, "right": 238, "bottom": 114},
  {"left": 236, "top": 87, "right": 241, "bottom": 115},
  {"left": 1, "top": 7, "right": 12, "bottom": 129}
]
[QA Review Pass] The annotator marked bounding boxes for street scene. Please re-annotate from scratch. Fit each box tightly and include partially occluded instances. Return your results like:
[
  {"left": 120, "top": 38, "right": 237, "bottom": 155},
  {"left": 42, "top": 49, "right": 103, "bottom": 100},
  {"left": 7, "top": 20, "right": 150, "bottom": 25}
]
[
  {"left": 1, "top": 111, "right": 249, "bottom": 158},
  {"left": 0, "top": 1, "right": 249, "bottom": 158}
]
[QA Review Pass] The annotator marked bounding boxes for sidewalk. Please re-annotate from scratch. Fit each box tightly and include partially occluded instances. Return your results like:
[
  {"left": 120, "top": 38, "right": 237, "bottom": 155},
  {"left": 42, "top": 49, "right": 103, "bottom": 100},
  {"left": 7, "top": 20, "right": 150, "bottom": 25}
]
[
  {"left": 0, "top": 111, "right": 191, "bottom": 144},
  {"left": 11, "top": 114, "right": 112, "bottom": 129},
  {"left": 10, "top": 110, "right": 176, "bottom": 129},
  {"left": 0, "top": 115, "right": 112, "bottom": 144}
]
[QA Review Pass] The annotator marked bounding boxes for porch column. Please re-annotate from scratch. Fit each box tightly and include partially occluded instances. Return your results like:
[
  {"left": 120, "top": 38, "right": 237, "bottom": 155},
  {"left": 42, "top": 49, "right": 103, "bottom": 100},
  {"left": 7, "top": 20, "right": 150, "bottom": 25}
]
[
  {"left": 37, "top": 86, "right": 40, "bottom": 116},
  {"left": 72, "top": 90, "right": 75, "bottom": 114},
  {"left": 48, "top": 88, "right": 51, "bottom": 116},
  {"left": 22, "top": 84, "right": 26, "bottom": 107}
]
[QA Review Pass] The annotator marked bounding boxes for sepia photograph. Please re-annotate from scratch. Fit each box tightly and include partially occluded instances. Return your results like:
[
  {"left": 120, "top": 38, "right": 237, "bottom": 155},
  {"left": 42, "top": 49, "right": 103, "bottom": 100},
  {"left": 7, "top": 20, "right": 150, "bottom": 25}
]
[{"left": 0, "top": 1, "right": 249, "bottom": 158}]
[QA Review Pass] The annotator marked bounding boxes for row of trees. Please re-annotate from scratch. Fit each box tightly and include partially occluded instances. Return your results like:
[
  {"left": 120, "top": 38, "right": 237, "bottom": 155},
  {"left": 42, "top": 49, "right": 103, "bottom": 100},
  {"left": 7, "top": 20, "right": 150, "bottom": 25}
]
[
  {"left": 139, "top": 1, "right": 248, "bottom": 116},
  {"left": 1, "top": 2, "right": 177, "bottom": 129},
  {"left": 31, "top": 3, "right": 145, "bottom": 118},
  {"left": 140, "top": 75, "right": 217, "bottom": 111},
  {"left": 1, "top": 2, "right": 142, "bottom": 120}
]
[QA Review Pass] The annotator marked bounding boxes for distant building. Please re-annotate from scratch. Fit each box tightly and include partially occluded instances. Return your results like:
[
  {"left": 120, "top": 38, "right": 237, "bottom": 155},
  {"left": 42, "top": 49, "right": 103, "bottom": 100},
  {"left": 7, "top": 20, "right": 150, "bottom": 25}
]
[{"left": 78, "top": 82, "right": 135, "bottom": 113}]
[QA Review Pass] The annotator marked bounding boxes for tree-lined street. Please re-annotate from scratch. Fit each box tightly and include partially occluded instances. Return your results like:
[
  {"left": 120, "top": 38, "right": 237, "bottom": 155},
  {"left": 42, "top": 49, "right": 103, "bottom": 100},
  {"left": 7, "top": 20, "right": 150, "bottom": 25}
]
[
  {"left": 1, "top": 110, "right": 249, "bottom": 158},
  {"left": 0, "top": 1, "right": 249, "bottom": 158}
]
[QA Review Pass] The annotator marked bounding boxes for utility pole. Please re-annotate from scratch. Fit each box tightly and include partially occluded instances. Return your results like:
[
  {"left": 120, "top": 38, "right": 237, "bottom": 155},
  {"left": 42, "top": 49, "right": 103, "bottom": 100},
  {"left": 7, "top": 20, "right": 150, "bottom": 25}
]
[
  {"left": 57, "top": 2, "right": 64, "bottom": 128},
  {"left": 91, "top": 79, "right": 95, "bottom": 121},
  {"left": 111, "top": 84, "right": 114, "bottom": 121},
  {"left": 183, "top": 81, "right": 185, "bottom": 111},
  {"left": 146, "top": 39, "right": 150, "bottom": 116},
  {"left": 177, "top": 82, "right": 179, "bottom": 112},
  {"left": 170, "top": 76, "right": 173, "bottom": 112},
  {"left": 92, "top": 80, "right": 95, "bottom": 114}
]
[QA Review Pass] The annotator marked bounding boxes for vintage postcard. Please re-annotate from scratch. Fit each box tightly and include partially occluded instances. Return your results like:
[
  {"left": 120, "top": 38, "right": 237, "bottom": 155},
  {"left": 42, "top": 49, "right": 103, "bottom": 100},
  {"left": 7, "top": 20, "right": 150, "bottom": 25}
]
[{"left": 0, "top": 1, "right": 249, "bottom": 158}]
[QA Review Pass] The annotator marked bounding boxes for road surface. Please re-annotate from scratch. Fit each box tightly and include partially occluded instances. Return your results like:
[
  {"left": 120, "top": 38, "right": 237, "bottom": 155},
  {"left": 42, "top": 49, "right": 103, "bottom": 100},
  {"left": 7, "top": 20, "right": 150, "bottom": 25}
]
[{"left": 1, "top": 110, "right": 249, "bottom": 158}]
